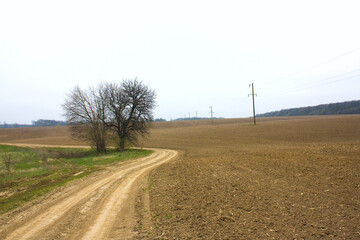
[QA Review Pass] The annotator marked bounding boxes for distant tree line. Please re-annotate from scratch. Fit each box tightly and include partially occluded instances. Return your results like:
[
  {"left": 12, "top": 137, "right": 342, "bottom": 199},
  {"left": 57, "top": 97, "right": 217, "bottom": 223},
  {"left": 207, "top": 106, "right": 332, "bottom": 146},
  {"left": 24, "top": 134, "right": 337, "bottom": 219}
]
[
  {"left": 154, "top": 118, "right": 167, "bottom": 122},
  {"left": 257, "top": 100, "right": 360, "bottom": 117},
  {"left": 0, "top": 119, "right": 67, "bottom": 129},
  {"left": 174, "top": 117, "right": 224, "bottom": 121},
  {"left": 0, "top": 123, "right": 31, "bottom": 129},
  {"left": 152, "top": 117, "right": 226, "bottom": 122},
  {"left": 32, "top": 119, "right": 67, "bottom": 127}
]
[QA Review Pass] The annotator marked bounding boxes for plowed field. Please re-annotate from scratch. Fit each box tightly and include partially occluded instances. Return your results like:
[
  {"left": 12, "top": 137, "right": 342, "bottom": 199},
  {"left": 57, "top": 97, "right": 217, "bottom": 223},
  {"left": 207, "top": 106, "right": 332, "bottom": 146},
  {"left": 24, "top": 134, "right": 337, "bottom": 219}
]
[
  {"left": 0, "top": 115, "right": 359, "bottom": 239},
  {"left": 140, "top": 115, "right": 360, "bottom": 239}
]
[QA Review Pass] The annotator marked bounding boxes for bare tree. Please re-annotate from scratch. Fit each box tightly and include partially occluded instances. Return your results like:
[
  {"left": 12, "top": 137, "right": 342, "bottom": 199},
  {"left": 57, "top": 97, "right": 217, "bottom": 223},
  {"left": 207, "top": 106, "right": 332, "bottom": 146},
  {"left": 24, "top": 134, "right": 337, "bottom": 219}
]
[
  {"left": 62, "top": 79, "right": 155, "bottom": 153},
  {"left": 62, "top": 85, "right": 108, "bottom": 154},
  {"left": 105, "top": 79, "right": 156, "bottom": 151}
]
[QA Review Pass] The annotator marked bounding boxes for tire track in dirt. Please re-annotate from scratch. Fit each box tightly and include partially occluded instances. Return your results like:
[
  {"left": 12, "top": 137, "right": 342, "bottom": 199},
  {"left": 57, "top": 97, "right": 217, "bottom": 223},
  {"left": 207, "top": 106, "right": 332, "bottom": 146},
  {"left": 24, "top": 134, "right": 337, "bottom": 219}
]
[{"left": 1, "top": 148, "right": 177, "bottom": 240}]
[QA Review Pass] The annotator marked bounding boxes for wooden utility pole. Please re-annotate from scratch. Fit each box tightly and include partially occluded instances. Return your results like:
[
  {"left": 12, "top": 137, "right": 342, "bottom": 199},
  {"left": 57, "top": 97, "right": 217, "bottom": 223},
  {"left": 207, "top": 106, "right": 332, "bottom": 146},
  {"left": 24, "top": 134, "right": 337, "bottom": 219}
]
[{"left": 248, "top": 83, "right": 257, "bottom": 125}]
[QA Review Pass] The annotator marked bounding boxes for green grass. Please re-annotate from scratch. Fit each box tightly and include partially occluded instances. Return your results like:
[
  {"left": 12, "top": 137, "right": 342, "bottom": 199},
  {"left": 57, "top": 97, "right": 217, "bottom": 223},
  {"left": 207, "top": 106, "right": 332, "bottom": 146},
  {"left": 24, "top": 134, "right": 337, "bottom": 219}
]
[{"left": 0, "top": 145, "right": 151, "bottom": 214}]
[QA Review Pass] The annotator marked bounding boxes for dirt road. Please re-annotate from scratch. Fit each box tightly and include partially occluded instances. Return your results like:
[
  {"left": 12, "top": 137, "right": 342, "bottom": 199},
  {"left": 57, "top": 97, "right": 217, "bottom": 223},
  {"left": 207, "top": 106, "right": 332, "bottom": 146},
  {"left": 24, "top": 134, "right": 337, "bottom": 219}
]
[
  {"left": 0, "top": 148, "right": 177, "bottom": 240},
  {"left": 1, "top": 116, "right": 359, "bottom": 239}
]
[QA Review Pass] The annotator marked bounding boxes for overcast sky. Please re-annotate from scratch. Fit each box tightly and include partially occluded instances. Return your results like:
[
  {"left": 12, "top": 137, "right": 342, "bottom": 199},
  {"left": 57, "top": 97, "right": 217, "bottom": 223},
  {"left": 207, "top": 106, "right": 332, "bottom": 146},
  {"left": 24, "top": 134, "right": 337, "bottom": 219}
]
[{"left": 1, "top": 0, "right": 360, "bottom": 124}]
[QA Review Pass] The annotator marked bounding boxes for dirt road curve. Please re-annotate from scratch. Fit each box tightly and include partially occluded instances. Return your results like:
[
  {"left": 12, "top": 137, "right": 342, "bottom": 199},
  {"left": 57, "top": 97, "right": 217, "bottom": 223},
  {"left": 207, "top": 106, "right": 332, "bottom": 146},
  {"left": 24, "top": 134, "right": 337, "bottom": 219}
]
[{"left": 0, "top": 148, "right": 177, "bottom": 240}]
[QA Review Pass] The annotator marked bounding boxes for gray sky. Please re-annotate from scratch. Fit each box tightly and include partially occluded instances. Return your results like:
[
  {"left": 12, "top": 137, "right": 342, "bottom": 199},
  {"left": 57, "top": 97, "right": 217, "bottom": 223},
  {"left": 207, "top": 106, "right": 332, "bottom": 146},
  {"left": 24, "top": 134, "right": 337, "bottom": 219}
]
[{"left": 1, "top": 0, "right": 360, "bottom": 124}]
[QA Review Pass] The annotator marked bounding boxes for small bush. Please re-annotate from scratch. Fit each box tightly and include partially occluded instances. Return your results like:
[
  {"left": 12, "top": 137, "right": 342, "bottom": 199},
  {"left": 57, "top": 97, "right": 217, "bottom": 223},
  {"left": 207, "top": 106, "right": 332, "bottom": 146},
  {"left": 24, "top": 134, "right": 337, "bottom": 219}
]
[{"left": 0, "top": 146, "right": 12, "bottom": 174}]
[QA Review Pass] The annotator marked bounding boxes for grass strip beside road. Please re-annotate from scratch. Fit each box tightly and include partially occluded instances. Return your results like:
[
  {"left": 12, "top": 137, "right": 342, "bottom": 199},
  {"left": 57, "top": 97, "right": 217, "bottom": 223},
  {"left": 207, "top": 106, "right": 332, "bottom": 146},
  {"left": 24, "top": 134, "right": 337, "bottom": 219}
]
[{"left": 0, "top": 145, "right": 151, "bottom": 214}]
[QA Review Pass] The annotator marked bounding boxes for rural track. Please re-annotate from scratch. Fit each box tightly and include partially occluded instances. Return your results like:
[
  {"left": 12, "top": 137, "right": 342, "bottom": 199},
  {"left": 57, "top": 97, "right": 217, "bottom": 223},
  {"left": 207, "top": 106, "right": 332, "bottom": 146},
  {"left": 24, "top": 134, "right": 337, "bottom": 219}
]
[{"left": 0, "top": 148, "right": 177, "bottom": 240}]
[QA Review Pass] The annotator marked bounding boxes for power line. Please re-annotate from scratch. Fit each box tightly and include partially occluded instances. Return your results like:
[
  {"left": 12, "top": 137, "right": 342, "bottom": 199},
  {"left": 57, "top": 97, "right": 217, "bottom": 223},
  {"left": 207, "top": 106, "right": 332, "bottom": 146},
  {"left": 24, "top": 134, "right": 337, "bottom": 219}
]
[
  {"left": 288, "top": 73, "right": 360, "bottom": 93},
  {"left": 262, "top": 47, "right": 360, "bottom": 86},
  {"left": 260, "top": 68, "right": 360, "bottom": 98},
  {"left": 282, "top": 69, "right": 360, "bottom": 94}
]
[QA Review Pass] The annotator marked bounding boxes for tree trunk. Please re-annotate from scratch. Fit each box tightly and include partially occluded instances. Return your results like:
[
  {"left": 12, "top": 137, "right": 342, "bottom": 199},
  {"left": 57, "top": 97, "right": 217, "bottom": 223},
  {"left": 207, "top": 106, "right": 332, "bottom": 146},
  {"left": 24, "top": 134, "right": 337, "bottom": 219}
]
[
  {"left": 95, "top": 140, "right": 107, "bottom": 154},
  {"left": 119, "top": 138, "right": 125, "bottom": 152}
]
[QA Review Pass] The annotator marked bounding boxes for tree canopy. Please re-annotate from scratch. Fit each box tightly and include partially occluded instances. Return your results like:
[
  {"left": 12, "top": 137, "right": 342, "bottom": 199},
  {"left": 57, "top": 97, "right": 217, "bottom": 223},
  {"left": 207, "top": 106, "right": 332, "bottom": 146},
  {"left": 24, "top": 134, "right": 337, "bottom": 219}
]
[{"left": 63, "top": 79, "right": 156, "bottom": 153}]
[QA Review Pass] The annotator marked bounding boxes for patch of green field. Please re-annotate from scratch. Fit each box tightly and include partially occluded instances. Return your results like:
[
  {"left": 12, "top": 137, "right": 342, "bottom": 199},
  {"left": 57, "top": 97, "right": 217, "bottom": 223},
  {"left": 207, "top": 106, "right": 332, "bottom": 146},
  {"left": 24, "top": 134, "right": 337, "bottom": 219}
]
[{"left": 0, "top": 145, "right": 151, "bottom": 214}]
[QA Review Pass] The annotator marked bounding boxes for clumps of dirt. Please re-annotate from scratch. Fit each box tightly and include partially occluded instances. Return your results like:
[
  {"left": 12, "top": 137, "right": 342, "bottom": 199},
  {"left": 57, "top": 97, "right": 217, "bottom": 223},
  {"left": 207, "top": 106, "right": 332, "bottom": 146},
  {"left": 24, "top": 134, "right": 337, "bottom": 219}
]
[
  {"left": 147, "top": 145, "right": 359, "bottom": 239},
  {"left": 142, "top": 116, "right": 360, "bottom": 239}
]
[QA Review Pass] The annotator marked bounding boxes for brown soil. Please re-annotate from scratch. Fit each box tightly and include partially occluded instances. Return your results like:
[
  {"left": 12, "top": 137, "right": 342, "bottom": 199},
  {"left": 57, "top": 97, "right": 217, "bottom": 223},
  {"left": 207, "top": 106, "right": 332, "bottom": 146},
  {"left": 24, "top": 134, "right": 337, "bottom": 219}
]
[
  {"left": 0, "top": 115, "right": 359, "bottom": 239},
  {"left": 140, "top": 115, "right": 360, "bottom": 239}
]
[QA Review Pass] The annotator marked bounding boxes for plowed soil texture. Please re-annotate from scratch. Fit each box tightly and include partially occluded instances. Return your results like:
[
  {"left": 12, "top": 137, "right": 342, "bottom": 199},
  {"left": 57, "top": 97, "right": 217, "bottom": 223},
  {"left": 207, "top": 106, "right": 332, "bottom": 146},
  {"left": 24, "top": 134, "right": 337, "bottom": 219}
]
[
  {"left": 138, "top": 115, "right": 360, "bottom": 239},
  {"left": 0, "top": 115, "right": 359, "bottom": 239}
]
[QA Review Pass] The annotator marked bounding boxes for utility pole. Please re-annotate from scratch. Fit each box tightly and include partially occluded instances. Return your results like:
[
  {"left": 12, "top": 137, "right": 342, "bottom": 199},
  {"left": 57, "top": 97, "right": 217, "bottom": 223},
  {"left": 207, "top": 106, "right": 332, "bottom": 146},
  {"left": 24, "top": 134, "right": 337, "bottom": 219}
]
[
  {"left": 248, "top": 83, "right": 257, "bottom": 125},
  {"left": 210, "top": 106, "right": 214, "bottom": 123}
]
